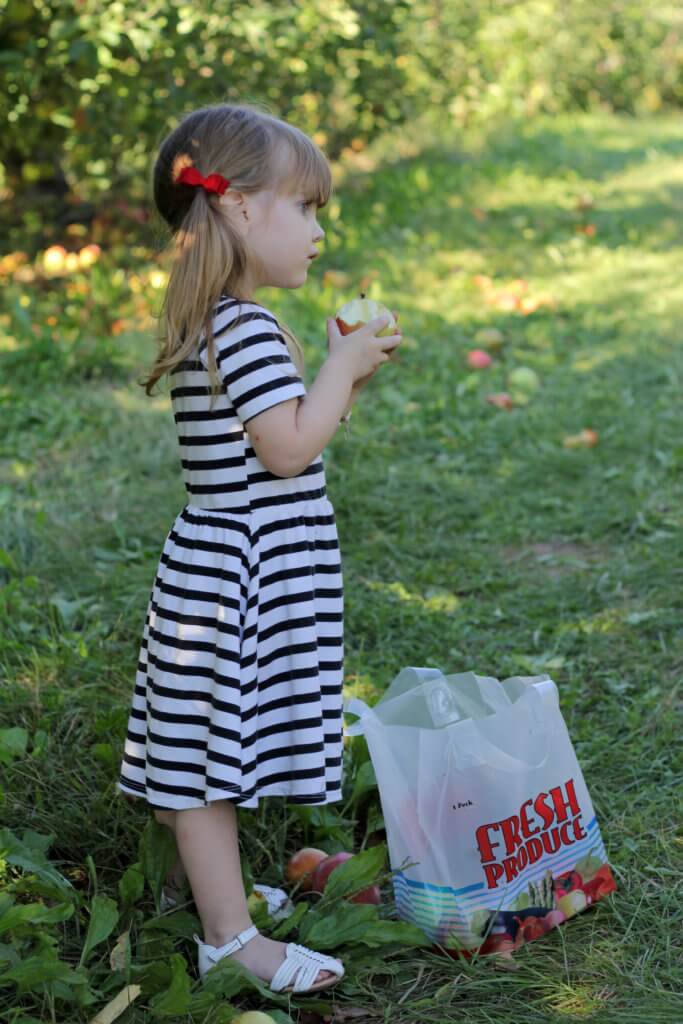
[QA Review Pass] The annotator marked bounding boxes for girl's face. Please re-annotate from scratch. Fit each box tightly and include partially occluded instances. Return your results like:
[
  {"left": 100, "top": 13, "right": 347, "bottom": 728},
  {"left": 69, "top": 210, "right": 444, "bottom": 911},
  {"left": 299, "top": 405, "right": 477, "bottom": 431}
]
[{"left": 225, "top": 186, "right": 326, "bottom": 297}]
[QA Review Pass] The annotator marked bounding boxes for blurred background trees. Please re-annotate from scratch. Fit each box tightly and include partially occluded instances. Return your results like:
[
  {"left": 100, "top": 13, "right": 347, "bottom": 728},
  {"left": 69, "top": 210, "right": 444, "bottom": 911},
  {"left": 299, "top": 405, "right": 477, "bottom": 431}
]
[{"left": 2, "top": 0, "right": 681, "bottom": 252}]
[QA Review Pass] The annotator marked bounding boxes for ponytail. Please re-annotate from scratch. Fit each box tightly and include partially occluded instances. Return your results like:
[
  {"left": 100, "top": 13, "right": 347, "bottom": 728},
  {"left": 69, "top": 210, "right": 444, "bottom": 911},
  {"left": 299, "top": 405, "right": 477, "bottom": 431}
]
[{"left": 143, "top": 192, "right": 246, "bottom": 399}]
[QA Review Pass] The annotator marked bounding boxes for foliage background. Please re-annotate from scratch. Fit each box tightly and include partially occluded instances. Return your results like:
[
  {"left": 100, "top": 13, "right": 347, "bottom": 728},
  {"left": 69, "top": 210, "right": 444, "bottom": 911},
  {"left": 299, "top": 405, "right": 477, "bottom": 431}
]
[{"left": 2, "top": 0, "right": 683, "bottom": 251}]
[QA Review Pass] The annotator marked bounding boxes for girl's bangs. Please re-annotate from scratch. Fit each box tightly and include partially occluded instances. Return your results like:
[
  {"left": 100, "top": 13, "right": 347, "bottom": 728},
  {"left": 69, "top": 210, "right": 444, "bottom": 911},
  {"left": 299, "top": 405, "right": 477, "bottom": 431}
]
[{"left": 275, "top": 134, "right": 332, "bottom": 207}]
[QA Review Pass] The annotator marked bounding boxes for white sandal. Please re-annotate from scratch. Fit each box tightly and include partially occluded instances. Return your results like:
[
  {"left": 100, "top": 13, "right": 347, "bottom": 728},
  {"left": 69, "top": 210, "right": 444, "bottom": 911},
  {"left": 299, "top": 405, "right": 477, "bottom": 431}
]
[
  {"left": 161, "top": 883, "right": 294, "bottom": 922},
  {"left": 193, "top": 924, "right": 345, "bottom": 993}
]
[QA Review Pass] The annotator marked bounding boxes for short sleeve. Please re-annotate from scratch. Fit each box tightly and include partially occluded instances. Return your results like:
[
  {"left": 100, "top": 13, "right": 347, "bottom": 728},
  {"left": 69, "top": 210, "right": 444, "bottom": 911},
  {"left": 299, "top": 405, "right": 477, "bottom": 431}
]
[{"left": 199, "top": 300, "right": 305, "bottom": 423}]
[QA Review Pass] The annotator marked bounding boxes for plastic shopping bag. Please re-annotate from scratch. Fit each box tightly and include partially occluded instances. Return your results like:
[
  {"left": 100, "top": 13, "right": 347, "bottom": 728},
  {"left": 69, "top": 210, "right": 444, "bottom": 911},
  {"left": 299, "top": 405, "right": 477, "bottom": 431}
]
[{"left": 345, "top": 667, "right": 617, "bottom": 955}]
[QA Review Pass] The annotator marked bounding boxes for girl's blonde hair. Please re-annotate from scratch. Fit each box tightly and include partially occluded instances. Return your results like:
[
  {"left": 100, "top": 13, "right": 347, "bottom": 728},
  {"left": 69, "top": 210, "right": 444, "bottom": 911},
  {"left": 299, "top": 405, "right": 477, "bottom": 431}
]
[{"left": 143, "top": 101, "right": 332, "bottom": 398}]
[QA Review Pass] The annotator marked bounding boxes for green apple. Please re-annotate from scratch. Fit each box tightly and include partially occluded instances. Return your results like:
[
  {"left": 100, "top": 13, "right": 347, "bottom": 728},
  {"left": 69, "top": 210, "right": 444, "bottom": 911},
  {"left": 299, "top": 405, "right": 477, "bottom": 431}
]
[
  {"left": 335, "top": 294, "right": 397, "bottom": 337},
  {"left": 474, "top": 327, "right": 505, "bottom": 351},
  {"left": 246, "top": 889, "right": 271, "bottom": 928},
  {"left": 508, "top": 366, "right": 540, "bottom": 405}
]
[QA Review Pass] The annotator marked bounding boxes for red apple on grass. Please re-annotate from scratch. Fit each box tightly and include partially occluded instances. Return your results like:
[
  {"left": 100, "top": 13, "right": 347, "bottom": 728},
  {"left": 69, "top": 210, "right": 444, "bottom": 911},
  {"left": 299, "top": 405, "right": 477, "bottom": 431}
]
[
  {"left": 310, "top": 852, "right": 381, "bottom": 904},
  {"left": 486, "top": 392, "right": 514, "bottom": 410},
  {"left": 467, "top": 349, "right": 493, "bottom": 369},
  {"left": 285, "top": 847, "right": 328, "bottom": 891}
]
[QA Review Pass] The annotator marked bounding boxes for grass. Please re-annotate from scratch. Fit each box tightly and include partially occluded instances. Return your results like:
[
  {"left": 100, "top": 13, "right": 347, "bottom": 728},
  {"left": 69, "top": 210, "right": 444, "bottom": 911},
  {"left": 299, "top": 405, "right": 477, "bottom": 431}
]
[{"left": 1, "top": 109, "right": 682, "bottom": 1022}]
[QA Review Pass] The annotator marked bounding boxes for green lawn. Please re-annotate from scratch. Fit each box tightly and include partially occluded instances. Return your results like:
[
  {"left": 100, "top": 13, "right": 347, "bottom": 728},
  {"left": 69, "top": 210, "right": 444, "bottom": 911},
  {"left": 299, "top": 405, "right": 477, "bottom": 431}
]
[{"left": 1, "top": 111, "right": 682, "bottom": 1023}]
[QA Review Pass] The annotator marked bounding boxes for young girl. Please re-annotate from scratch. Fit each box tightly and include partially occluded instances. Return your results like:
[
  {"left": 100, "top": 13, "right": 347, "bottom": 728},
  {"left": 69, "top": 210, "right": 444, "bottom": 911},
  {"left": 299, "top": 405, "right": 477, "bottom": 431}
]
[{"left": 116, "top": 101, "right": 402, "bottom": 993}]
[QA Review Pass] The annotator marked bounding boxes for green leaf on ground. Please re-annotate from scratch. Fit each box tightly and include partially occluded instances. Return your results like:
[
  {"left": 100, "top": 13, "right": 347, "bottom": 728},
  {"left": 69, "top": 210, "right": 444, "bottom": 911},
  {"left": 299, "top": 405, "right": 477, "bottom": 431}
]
[
  {"left": 320, "top": 844, "right": 387, "bottom": 904},
  {"left": 299, "top": 902, "right": 379, "bottom": 949},
  {"left": 79, "top": 894, "right": 119, "bottom": 965},
  {"left": 0, "top": 728, "right": 28, "bottom": 765},
  {"left": 138, "top": 819, "right": 177, "bottom": 908},
  {"left": 148, "top": 953, "right": 192, "bottom": 1018},
  {"left": 118, "top": 861, "right": 145, "bottom": 908},
  {"left": 0, "top": 829, "right": 74, "bottom": 899}
]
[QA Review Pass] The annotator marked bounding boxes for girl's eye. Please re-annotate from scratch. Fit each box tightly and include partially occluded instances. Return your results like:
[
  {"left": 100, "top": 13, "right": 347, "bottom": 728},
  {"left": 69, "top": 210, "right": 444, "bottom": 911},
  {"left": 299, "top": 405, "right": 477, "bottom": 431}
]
[{"left": 301, "top": 200, "right": 315, "bottom": 211}]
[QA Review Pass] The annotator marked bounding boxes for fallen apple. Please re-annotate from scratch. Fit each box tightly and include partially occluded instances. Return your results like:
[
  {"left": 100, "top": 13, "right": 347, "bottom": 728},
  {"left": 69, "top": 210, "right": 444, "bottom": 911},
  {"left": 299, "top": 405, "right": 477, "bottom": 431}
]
[
  {"left": 508, "top": 366, "right": 540, "bottom": 404},
  {"left": 311, "top": 851, "right": 352, "bottom": 892},
  {"left": 335, "top": 294, "right": 397, "bottom": 338},
  {"left": 474, "top": 327, "right": 505, "bottom": 351},
  {"left": 246, "top": 889, "right": 270, "bottom": 927},
  {"left": 562, "top": 428, "right": 599, "bottom": 449},
  {"left": 508, "top": 366, "right": 540, "bottom": 395},
  {"left": 310, "top": 852, "right": 381, "bottom": 904},
  {"left": 467, "top": 349, "right": 492, "bottom": 369},
  {"left": 285, "top": 847, "right": 328, "bottom": 891},
  {"left": 350, "top": 884, "right": 381, "bottom": 905},
  {"left": 486, "top": 392, "right": 514, "bottom": 410}
]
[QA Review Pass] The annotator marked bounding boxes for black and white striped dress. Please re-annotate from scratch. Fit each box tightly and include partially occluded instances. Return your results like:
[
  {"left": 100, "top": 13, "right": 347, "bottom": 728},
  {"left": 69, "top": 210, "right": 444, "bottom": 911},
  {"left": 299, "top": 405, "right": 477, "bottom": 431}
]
[{"left": 117, "top": 296, "right": 344, "bottom": 809}]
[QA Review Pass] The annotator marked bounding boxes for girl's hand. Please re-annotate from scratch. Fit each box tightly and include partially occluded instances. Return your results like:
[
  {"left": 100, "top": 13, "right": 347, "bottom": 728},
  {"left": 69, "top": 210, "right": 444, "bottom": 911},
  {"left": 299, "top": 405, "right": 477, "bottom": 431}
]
[
  {"left": 353, "top": 310, "right": 399, "bottom": 389},
  {"left": 326, "top": 314, "right": 402, "bottom": 385},
  {"left": 336, "top": 311, "right": 400, "bottom": 397}
]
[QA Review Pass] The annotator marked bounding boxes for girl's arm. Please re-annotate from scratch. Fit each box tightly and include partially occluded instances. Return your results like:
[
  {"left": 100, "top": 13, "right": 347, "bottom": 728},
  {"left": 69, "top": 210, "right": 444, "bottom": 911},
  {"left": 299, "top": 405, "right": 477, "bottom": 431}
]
[{"left": 246, "top": 316, "right": 401, "bottom": 477}]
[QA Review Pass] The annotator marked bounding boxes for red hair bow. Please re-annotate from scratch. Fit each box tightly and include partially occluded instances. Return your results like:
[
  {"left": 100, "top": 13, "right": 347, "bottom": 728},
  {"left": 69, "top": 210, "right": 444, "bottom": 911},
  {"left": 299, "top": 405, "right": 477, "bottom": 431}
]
[{"left": 177, "top": 166, "right": 230, "bottom": 195}]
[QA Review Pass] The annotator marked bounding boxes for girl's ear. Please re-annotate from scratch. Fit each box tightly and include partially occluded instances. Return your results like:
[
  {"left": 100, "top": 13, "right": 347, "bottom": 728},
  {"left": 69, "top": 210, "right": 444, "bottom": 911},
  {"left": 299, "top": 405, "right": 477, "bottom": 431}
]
[
  {"left": 218, "top": 189, "right": 245, "bottom": 210},
  {"left": 218, "top": 190, "right": 250, "bottom": 228}
]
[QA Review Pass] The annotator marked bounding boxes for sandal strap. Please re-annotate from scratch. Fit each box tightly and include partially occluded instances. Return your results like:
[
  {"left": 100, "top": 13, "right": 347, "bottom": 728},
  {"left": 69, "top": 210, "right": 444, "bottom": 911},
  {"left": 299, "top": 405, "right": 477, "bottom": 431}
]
[
  {"left": 195, "top": 924, "right": 259, "bottom": 964},
  {"left": 270, "top": 942, "right": 343, "bottom": 993}
]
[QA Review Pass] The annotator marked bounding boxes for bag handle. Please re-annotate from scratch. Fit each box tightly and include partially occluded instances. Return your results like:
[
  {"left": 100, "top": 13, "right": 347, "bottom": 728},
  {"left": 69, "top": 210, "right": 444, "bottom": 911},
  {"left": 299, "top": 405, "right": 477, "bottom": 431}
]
[
  {"left": 449, "top": 684, "right": 553, "bottom": 773},
  {"left": 343, "top": 696, "right": 372, "bottom": 737}
]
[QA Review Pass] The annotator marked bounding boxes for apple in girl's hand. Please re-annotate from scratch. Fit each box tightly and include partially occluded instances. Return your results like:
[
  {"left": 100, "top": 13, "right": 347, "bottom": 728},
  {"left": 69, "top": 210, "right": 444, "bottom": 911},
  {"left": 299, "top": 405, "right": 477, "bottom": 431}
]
[
  {"left": 335, "top": 294, "right": 398, "bottom": 337},
  {"left": 285, "top": 847, "right": 328, "bottom": 891}
]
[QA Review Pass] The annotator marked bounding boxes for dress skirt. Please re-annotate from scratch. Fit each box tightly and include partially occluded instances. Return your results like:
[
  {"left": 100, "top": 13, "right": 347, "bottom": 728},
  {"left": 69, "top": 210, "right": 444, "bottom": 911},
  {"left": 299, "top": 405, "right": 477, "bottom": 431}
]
[{"left": 117, "top": 497, "right": 344, "bottom": 809}]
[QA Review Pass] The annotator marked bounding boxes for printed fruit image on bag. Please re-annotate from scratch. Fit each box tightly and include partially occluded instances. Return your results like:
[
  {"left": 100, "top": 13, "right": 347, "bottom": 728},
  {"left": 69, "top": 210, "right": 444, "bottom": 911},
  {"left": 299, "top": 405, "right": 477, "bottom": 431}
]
[{"left": 345, "top": 668, "right": 617, "bottom": 955}]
